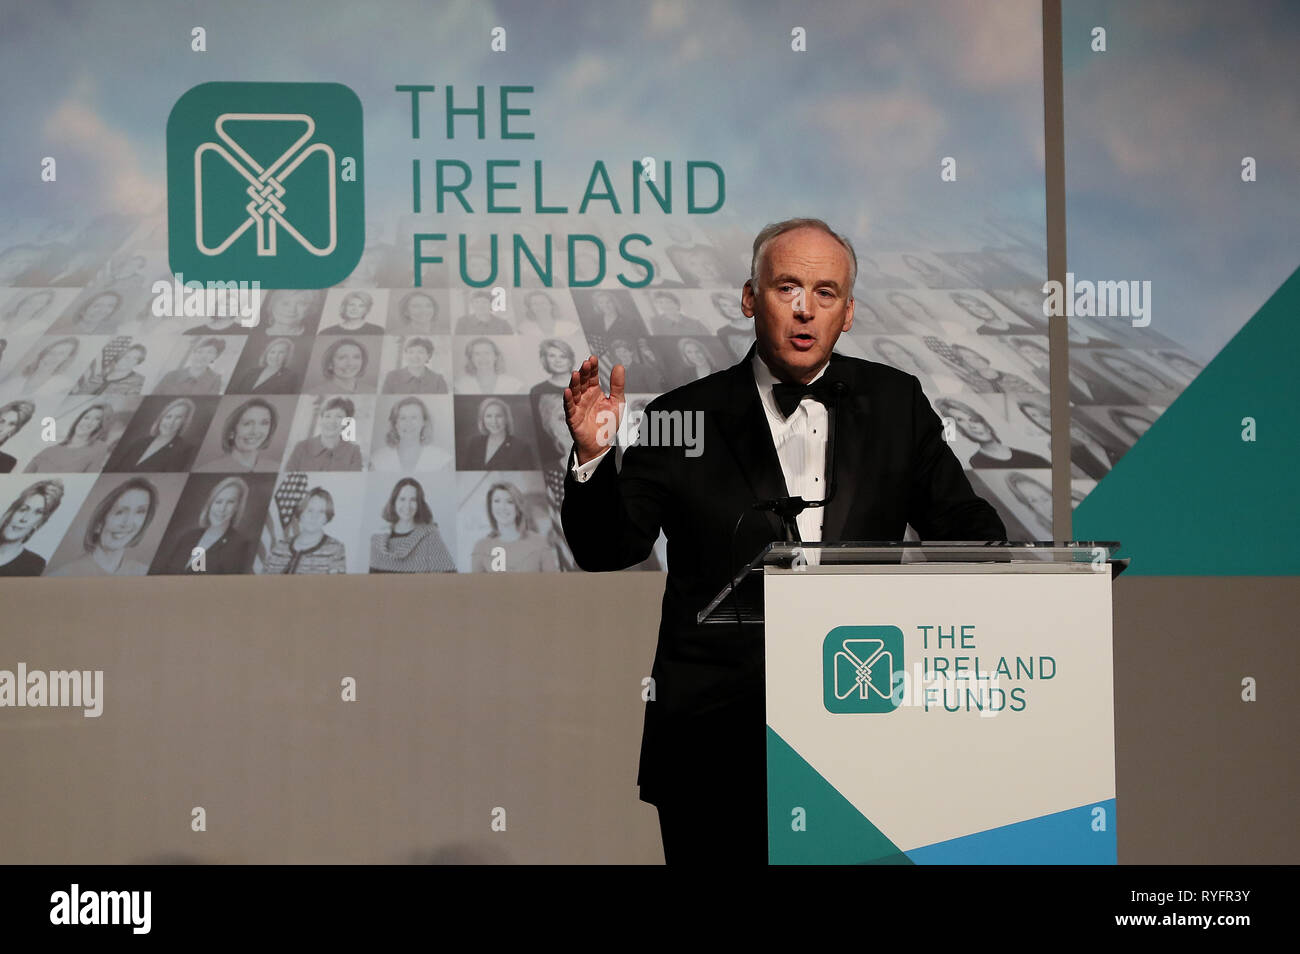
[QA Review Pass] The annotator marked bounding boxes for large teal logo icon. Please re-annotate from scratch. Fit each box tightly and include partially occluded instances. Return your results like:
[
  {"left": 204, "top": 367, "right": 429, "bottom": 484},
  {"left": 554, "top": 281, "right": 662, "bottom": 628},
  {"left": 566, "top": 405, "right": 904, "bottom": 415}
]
[
  {"left": 167, "top": 82, "right": 363, "bottom": 288},
  {"left": 823, "top": 626, "right": 903, "bottom": 713}
]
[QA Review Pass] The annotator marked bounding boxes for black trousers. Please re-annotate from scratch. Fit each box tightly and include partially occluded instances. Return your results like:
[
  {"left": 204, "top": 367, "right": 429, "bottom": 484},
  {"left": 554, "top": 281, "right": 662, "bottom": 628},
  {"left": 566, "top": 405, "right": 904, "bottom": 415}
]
[{"left": 654, "top": 793, "right": 769, "bottom": 865}]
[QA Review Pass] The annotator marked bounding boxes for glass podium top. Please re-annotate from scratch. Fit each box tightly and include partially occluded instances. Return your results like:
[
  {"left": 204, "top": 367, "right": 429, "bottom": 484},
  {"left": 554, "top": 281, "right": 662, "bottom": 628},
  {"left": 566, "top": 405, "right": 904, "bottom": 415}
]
[{"left": 697, "top": 541, "right": 1126, "bottom": 626}]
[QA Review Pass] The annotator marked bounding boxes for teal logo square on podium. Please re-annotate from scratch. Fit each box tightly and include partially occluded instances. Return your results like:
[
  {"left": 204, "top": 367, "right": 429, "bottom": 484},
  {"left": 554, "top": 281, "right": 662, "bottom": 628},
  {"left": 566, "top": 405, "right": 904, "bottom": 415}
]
[
  {"left": 167, "top": 82, "right": 364, "bottom": 288},
  {"left": 823, "top": 625, "right": 903, "bottom": 713}
]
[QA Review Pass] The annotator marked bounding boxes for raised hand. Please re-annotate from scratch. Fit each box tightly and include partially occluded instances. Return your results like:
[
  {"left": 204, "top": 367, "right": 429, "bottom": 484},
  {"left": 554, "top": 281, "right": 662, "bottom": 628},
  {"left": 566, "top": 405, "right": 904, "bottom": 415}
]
[{"left": 563, "top": 355, "right": 625, "bottom": 465}]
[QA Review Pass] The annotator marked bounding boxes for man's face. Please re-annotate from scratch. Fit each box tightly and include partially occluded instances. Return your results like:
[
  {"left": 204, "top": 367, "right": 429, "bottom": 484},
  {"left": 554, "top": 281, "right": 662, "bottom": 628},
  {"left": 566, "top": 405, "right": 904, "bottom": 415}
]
[{"left": 741, "top": 228, "right": 855, "bottom": 383}]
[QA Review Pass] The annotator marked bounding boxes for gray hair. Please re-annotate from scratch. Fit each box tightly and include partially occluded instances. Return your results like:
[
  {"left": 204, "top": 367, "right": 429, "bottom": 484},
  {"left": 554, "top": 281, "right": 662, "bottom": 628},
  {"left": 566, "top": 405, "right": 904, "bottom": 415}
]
[{"left": 749, "top": 218, "right": 858, "bottom": 291}]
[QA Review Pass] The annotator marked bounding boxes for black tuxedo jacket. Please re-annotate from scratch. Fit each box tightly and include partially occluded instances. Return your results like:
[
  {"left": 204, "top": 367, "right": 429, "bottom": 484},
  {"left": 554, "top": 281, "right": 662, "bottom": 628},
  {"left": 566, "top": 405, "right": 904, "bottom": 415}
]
[{"left": 561, "top": 348, "right": 1006, "bottom": 806}]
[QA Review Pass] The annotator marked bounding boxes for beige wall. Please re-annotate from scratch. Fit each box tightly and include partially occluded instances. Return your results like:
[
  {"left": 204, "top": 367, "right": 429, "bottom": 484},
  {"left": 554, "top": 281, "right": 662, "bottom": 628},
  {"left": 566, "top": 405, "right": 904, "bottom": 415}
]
[{"left": 0, "top": 572, "right": 1295, "bottom": 863}]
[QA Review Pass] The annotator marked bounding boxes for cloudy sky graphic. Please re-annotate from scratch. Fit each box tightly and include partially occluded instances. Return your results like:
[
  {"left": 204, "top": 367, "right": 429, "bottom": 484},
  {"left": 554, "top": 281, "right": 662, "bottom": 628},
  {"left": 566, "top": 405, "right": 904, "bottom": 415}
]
[
  {"left": 0, "top": 0, "right": 1045, "bottom": 250},
  {"left": 2, "top": 0, "right": 1295, "bottom": 360}
]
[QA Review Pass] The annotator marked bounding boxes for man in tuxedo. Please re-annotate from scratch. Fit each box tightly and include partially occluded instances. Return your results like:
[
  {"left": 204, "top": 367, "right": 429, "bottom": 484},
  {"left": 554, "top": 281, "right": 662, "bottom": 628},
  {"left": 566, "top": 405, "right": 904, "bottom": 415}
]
[{"left": 561, "top": 219, "right": 1006, "bottom": 864}]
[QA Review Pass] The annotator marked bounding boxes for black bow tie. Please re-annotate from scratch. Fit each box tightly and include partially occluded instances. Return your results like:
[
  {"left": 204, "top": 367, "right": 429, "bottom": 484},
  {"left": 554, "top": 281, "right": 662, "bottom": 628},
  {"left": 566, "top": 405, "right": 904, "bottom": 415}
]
[{"left": 772, "top": 377, "right": 840, "bottom": 420}]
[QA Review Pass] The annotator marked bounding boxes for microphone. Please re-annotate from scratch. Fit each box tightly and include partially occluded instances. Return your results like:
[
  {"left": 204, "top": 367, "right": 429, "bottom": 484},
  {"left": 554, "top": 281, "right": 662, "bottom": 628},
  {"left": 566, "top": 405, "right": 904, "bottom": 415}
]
[{"left": 752, "top": 381, "right": 846, "bottom": 543}]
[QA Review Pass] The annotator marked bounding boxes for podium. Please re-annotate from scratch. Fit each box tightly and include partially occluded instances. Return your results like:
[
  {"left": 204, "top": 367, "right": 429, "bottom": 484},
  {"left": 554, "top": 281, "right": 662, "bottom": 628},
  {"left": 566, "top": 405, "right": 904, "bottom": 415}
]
[{"left": 699, "top": 542, "right": 1125, "bottom": 865}]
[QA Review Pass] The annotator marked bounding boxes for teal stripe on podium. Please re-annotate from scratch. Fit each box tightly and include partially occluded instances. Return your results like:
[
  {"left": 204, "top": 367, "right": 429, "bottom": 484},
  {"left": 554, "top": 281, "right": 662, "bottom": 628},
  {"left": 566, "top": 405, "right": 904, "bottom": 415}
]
[
  {"left": 766, "top": 726, "right": 911, "bottom": 865},
  {"left": 904, "top": 799, "right": 1117, "bottom": 864}
]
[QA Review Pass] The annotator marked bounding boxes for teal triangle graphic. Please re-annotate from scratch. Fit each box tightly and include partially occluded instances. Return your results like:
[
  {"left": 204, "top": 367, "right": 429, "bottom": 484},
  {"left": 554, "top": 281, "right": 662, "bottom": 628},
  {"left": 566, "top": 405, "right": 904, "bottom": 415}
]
[
  {"left": 767, "top": 726, "right": 912, "bottom": 864},
  {"left": 1074, "top": 265, "right": 1300, "bottom": 574}
]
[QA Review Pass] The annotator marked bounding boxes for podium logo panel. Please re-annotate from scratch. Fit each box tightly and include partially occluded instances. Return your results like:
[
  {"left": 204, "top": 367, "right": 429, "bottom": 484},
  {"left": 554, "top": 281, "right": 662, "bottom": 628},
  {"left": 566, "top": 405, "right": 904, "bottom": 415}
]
[
  {"left": 167, "top": 82, "right": 364, "bottom": 288},
  {"left": 823, "top": 625, "right": 903, "bottom": 713}
]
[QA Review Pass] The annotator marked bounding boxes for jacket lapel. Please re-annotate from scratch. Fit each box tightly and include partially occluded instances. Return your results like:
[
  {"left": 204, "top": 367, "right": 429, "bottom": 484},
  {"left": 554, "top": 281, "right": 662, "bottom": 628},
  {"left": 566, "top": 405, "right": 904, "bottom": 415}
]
[{"left": 821, "top": 354, "right": 872, "bottom": 543}]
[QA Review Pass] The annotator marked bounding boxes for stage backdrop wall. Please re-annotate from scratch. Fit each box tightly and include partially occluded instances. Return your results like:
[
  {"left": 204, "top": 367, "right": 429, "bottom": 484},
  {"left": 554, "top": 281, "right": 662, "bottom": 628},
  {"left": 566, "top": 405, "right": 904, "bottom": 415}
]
[{"left": 0, "top": 0, "right": 1055, "bottom": 579}]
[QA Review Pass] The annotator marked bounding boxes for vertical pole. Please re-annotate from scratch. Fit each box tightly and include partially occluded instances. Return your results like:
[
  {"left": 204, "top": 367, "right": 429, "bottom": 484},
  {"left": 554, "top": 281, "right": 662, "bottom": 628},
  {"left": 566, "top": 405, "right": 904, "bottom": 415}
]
[{"left": 1042, "top": 0, "right": 1071, "bottom": 542}]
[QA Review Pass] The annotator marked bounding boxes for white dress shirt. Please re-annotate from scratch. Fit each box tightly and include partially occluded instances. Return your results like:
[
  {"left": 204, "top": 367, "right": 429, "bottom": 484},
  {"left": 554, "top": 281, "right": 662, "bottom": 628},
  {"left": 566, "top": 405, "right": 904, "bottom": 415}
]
[
  {"left": 571, "top": 351, "right": 832, "bottom": 544},
  {"left": 750, "top": 351, "right": 830, "bottom": 543}
]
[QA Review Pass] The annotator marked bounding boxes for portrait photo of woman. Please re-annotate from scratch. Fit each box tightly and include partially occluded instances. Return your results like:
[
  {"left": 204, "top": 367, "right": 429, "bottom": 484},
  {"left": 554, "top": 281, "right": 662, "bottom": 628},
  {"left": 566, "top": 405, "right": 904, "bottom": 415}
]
[
  {"left": 0, "top": 289, "right": 59, "bottom": 338},
  {"left": 369, "top": 477, "right": 456, "bottom": 573},
  {"left": 260, "top": 485, "right": 347, "bottom": 574},
  {"left": 0, "top": 478, "right": 64, "bottom": 576},
  {"left": 1005, "top": 471, "right": 1054, "bottom": 539},
  {"left": 469, "top": 480, "right": 558, "bottom": 573},
  {"left": 0, "top": 399, "right": 36, "bottom": 473},
  {"left": 713, "top": 291, "right": 754, "bottom": 362},
  {"left": 1068, "top": 414, "right": 1126, "bottom": 480},
  {"left": 370, "top": 396, "right": 452, "bottom": 472},
  {"left": 871, "top": 336, "right": 931, "bottom": 379},
  {"left": 455, "top": 289, "right": 514, "bottom": 335},
  {"left": 461, "top": 397, "right": 536, "bottom": 471},
  {"left": 71, "top": 342, "right": 148, "bottom": 396},
  {"left": 1090, "top": 351, "right": 1176, "bottom": 402},
  {"left": 646, "top": 290, "right": 711, "bottom": 336},
  {"left": 284, "top": 396, "right": 363, "bottom": 472},
  {"left": 227, "top": 337, "right": 301, "bottom": 394},
  {"left": 1108, "top": 408, "right": 1158, "bottom": 447},
  {"left": 390, "top": 290, "right": 448, "bottom": 335},
  {"left": 455, "top": 337, "right": 523, "bottom": 394},
  {"left": 676, "top": 336, "right": 717, "bottom": 384},
  {"left": 925, "top": 337, "right": 1039, "bottom": 395},
  {"left": 576, "top": 288, "right": 648, "bottom": 343},
  {"left": 0, "top": 336, "right": 81, "bottom": 401},
  {"left": 322, "top": 290, "right": 386, "bottom": 335},
  {"left": 382, "top": 337, "right": 448, "bottom": 394},
  {"left": 154, "top": 337, "right": 226, "bottom": 395},
  {"left": 256, "top": 289, "right": 324, "bottom": 337},
  {"left": 24, "top": 401, "right": 112, "bottom": 473},
  {"left": 152, "top": 476, "right": 257, "bottom": 575},
  {"left": 63, "top": 290, "right": 123, "bottom": 334},
  {"left": 887, "top": 291, "right": 946, "bottom": 334},
  {"left": 49, "top": 476, "right": 159, "bottom": 576},
  {"left": 515, "top": 290, "right": 579, "bottom": 338},
  {"left": 932, "top": 397, "right": 1050, "bottom": 469},
  {"left": 602, "top": 338, "right": 664, "bottom": 393},
  {"left": 949, "top": 291, "right": 1038, "bottom": 336},
  {"left": 196, "top": 398, "right": 282, "bottom": 472},
  {"left": 105, "top": 397, "right": 200, "bottom": 473},
  {"left": 312, "top": 337, "right": 374, "bottom": 394}
]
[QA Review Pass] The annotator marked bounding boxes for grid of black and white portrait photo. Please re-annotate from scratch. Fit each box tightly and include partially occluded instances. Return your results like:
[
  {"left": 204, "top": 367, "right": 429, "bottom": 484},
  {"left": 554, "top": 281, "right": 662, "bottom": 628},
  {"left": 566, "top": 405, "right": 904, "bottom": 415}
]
[{"left": 0, "top": 211, "right": 1205, "bottom": 576}]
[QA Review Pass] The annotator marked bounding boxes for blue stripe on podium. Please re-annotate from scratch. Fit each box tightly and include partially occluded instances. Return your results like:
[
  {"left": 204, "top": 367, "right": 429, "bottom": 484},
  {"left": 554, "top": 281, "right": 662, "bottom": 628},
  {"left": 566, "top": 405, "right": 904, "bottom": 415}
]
[{"left": 904, "top": 799, "right": 1117, "bottom": 865}]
